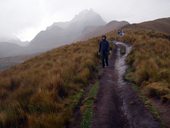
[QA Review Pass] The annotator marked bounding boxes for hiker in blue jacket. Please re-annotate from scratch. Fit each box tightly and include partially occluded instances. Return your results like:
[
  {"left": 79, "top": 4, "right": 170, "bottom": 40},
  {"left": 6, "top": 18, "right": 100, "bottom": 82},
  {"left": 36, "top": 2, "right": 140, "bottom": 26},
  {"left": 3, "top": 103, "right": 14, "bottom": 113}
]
[{"left": 99, "top": 35, "right": 110, "bottom": 68}]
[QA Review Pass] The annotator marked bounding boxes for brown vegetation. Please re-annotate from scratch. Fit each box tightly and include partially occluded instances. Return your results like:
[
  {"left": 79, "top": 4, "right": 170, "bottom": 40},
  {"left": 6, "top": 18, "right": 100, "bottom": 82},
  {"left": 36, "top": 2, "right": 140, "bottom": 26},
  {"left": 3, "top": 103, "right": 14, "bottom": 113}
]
[
  {"left": 0, "top": 38, "right": 100, "bottom": 128},
  {"left": 0, "top": 19, "right": 169, "bottom": 127},
  {"left": 125, "top": 17, "right": 170, "bottom": 35},
  {"left": 116, "top": 28, "right": 170, "bottom": 103}
]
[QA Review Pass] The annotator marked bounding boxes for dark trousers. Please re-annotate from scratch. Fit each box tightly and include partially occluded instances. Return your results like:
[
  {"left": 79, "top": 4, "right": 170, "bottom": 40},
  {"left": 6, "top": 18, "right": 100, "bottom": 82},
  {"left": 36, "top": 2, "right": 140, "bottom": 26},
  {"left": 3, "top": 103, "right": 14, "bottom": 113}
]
[{"left": 101, "top": 53, "right": 108, "bottom": 68}]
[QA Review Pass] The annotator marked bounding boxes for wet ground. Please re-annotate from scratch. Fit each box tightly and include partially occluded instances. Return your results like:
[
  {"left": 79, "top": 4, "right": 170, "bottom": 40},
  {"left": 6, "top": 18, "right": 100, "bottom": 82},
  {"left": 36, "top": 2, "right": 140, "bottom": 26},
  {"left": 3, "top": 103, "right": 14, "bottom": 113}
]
[{"left": 91, "top": 42, "right": 161, "bottom": 128}]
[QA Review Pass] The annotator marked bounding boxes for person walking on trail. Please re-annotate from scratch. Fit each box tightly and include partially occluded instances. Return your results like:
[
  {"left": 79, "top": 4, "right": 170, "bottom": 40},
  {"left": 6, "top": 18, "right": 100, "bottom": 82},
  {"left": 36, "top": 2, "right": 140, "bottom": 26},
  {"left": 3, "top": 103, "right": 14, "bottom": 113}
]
[{"left": 99, "top": 35, "right": 110, "bottom": 68}]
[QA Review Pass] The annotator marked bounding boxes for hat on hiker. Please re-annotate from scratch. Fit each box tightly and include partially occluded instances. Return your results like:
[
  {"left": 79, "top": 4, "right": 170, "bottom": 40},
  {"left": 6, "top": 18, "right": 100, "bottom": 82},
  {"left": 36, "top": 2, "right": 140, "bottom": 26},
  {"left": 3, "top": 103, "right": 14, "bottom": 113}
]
[{"left": 102, "top": 35, "right": 106, "bottom": 39}]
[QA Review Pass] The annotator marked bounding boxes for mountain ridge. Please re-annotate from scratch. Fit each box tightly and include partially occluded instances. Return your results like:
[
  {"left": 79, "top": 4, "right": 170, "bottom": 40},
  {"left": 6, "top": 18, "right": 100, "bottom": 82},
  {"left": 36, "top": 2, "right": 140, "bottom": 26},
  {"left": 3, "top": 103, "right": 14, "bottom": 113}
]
[
  {"left": 125, "top": 17, "right": 170, "bottom": 34},
  {"left": 1, "top": 11, "right": 169, "bottom": 58},
  {"left": 27, "top": 9, "right": 107, "bottom": 53},
  {"left": 0, "top": 10, "right": 128, "bottom": 57}
]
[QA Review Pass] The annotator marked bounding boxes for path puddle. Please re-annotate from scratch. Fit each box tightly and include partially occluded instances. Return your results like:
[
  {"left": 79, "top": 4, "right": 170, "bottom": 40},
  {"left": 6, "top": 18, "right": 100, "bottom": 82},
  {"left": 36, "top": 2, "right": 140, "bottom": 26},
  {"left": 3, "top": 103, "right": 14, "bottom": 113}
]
[
  {"left": 115, "top": 42, "right": 132, "bottom": 85},
  {"left": 114, "top": 42, "right": 160, "bottom": 128},
  {"left": 114, "top": 42, "right": 133, "bottom": 127}
]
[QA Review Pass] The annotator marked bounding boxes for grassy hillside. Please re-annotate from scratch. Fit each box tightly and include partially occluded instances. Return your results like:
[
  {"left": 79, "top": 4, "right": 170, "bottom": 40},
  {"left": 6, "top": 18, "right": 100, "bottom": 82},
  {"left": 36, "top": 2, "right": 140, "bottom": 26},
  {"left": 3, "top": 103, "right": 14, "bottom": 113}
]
[
  {"left": 111, "top": 28, "right": 170, "bottom": 103},
  {"left": 125, "top": 17, "right": 170, "bottom": 34},
  {"left": 0, "top": 17, "right": 169, "bottom": 128},
  {"left": 0, "top": 38, "right": 100, "bottom": 128}
]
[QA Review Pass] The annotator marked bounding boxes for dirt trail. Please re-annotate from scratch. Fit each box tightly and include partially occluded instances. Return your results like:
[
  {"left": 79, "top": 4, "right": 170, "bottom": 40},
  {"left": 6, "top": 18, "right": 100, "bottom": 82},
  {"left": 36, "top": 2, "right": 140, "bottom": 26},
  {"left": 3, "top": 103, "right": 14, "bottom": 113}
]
[{"left": 91, "top": 42, "right": 161, "bottom": 128}]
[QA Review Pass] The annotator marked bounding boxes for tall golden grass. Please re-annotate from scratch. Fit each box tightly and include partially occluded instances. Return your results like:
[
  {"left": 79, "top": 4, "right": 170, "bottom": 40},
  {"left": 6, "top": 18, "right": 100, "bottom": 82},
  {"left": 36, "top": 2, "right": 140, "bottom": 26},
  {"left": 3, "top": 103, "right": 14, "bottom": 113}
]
[
  {"left": 0, "top": 38, "right": 100, "bottom": 128},
  {"left": 0, "top": 25, "right": 169, "bottom": 127},
  {"left": 117, "top": 28, "right": 170, "bottom": 103}
]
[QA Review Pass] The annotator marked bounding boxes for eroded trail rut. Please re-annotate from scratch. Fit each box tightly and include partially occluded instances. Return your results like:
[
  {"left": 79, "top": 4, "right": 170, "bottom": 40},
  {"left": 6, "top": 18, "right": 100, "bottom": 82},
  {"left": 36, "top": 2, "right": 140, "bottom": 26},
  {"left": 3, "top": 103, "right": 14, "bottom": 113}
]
[{"left": 91, "top": 42, "right": 161, "bottom": 128}]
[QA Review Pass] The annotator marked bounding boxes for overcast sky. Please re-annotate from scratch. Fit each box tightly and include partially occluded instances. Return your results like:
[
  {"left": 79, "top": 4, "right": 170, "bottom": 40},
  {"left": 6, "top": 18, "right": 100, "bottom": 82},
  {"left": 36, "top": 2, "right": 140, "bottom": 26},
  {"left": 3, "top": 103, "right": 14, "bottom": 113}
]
[{"left": 0, "top": 0, "right": 170, "bottom": 44}]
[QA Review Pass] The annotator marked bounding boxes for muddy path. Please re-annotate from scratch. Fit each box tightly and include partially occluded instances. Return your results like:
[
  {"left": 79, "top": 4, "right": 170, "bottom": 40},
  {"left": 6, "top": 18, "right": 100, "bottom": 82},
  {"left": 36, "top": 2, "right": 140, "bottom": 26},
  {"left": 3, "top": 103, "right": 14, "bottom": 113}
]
[{"left": 91, "top": 42, "right": 161, "bottom": 128}]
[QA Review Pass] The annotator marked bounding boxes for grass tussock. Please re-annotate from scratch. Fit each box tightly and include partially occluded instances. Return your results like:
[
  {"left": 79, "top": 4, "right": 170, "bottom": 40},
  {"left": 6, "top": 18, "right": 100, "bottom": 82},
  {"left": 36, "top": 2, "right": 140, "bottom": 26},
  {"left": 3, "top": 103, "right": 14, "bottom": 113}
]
[
  {"left": 0, "top": 38, "right": 100, "bottom": 128},
  {"left": 117, "top": 28, "right": 170, "bottom": 103}
]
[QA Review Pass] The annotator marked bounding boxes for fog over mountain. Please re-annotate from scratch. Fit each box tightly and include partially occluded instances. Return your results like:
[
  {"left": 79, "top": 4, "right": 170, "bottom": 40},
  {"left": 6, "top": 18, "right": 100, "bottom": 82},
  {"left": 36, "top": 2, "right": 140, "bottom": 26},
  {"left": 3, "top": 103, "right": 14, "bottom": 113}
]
[
  {"left": 27, "top": 9, "right": 106, "bottom": 53},
  {"left": 1, "top": 9, "right": 170, "bottom": 58},
  {"left": 0, "top": 42, "right": 23, "bottom": 58},
  {"left": 0, "top": 10, "right": 128, "bottom": 57},
  {"left": 80, "top": 20, "right": 128, "bottom": 40}
]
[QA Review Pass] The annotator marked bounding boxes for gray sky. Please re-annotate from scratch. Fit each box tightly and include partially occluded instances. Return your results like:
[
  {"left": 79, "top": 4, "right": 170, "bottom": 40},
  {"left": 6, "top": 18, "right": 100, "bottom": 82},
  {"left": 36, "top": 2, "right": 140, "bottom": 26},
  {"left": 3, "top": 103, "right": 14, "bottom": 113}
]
[{"left": 0, "top": 0, "right": 170, "bottom": 44}]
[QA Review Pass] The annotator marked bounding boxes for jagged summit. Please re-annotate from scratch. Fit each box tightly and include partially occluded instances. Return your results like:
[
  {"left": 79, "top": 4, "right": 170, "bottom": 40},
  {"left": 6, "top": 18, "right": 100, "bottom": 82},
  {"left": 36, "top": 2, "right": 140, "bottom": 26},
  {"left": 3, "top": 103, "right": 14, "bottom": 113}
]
[
  {"left": 27, "top": 9, "right": 108, "bottom": 53},
  {"left": 71, "top": 9, "right": 106, "bottom": 26}
]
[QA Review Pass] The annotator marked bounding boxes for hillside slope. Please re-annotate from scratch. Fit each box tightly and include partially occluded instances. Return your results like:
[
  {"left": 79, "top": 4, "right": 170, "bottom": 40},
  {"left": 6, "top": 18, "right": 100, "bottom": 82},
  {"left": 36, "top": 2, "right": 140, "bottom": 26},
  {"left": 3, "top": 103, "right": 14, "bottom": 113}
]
[
  {"left": 126, "top": 17, "right": 170, "bottom": 34},
  {"left": 0, "top": 38, "right": 100, "bottom": 128},
  {"left": 80, "top": 21, "right": 129, "bottom": 40},
  {"left": 0, "top": 17, "right": 170, "bottom": 128}
]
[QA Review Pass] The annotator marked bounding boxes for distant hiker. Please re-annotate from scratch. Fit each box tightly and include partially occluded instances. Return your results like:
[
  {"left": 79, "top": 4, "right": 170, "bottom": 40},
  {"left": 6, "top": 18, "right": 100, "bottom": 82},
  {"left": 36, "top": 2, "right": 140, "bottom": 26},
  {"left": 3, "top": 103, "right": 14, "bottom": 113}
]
[
  {"left": 118, "top": 30, "right": 125, "bottom": 36},
  {"left": 99, "top": 35, "right": 110, "bottom": 68}
]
